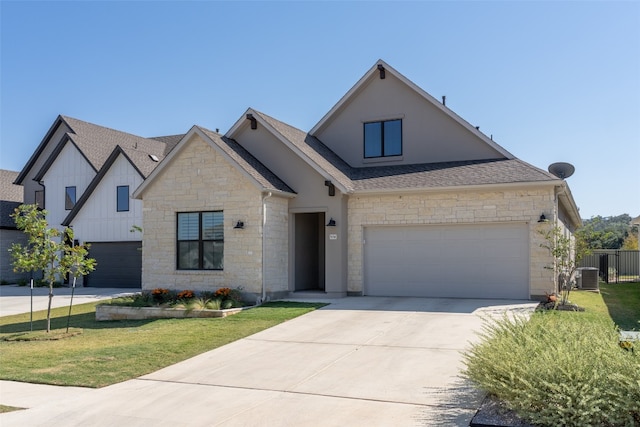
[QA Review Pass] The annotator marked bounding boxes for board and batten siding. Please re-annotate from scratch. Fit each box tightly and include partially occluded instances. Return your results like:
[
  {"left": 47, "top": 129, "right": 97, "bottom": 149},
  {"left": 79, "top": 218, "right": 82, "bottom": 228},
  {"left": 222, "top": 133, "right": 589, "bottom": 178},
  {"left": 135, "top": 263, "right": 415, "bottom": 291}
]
[
  {"left": 42, "top": 142, "right": 95, "bottom": 231},
  {"left": 70, "top": 154, "right": 144, "bottom": 242}
]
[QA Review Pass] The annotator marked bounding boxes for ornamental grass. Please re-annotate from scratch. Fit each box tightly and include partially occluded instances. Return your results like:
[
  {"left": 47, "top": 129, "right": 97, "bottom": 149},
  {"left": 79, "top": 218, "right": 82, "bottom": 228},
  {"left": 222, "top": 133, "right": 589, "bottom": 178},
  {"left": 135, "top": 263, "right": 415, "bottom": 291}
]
[{"left": 462, "top": 312, "right": 640, "bottom": 426}]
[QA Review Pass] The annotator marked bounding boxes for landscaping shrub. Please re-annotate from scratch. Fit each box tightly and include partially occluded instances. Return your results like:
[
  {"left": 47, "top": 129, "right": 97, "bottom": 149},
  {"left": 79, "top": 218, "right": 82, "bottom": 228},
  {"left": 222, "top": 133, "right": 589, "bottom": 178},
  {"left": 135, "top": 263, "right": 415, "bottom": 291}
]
[
  {"left": 106, "top": 287, "right": 246, "bottom": 309},
  {"left": 462, "top": 312, "right": 640, "bottom": 426}
]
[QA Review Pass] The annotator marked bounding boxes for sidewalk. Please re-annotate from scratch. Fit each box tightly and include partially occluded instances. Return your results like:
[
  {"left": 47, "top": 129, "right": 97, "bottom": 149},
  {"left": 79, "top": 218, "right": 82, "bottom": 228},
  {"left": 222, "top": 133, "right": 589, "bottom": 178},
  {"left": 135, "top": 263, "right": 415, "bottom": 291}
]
[{"left": 0, "top": 285, "right": 139, "bottom": 317}]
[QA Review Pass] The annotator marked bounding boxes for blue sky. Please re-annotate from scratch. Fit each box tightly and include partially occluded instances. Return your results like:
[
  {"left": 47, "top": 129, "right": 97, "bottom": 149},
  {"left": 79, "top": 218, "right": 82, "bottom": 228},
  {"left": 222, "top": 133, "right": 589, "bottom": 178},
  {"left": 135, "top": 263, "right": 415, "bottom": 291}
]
[{"left": 1, "top": 1, "right": 638, "bottom": 219}]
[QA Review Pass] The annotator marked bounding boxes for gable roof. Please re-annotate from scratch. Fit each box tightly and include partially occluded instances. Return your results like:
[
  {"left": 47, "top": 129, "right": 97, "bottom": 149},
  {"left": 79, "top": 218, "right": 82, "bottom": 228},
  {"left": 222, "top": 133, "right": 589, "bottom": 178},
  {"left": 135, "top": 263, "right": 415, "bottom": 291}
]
[
  {"left": 227, "top": 108, "right": 561, "bottom": 194},
  {"left": 0, "top": 170, "right": 23, "bottom": 203},
  {"left": 309, "top": 59, "right": 514, "bottom": 160},
  {"left": 62, "top": 146, "right": 146, "bottom": 226},
  {"left": 133, "top": 126, "right": 295, "bottom": 199},
  {"left": 1, "top": 170, "right": 22, "bottom": 229},
  {"left": 16, "top": 115, "right": 183, "bottom": 184},
  {"left": 226, "top": 108, "right": 354, "bottom": 194}
]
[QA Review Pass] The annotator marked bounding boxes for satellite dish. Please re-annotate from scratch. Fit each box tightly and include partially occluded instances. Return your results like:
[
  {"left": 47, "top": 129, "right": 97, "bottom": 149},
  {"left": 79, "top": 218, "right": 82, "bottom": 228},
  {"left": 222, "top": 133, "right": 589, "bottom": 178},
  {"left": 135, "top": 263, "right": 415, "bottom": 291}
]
[{"left": 548, "top": 162, "right": 575, "bottom": 179}]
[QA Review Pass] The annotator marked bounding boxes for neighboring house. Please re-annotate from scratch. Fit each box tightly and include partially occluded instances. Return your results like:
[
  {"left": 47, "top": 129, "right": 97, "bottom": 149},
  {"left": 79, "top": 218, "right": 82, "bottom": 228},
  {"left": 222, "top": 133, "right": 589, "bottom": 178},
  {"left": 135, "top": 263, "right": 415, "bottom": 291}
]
[
  {"left": 0, "top": 170, "right": 29, "bottom": 284},
  {"left": 134, "top": 60, "right": 581, "bottom": 301},
  {"left": 14, "top": 116, "right": 182, "bottom": 287}
]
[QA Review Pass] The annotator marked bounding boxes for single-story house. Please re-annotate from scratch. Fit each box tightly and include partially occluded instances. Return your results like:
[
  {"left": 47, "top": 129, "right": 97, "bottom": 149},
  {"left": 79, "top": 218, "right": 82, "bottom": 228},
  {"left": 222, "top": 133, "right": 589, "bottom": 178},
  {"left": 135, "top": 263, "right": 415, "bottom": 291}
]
[{"left": 134, "top": 60, "right": 581, "bottom": 301}]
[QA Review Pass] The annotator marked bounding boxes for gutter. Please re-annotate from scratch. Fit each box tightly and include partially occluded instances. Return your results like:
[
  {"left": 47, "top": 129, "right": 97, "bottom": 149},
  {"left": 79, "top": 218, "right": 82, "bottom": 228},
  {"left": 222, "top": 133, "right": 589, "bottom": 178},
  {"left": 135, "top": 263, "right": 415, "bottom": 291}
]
[{"left": 260, "top": 191, "right": 272, "bottom": 304}]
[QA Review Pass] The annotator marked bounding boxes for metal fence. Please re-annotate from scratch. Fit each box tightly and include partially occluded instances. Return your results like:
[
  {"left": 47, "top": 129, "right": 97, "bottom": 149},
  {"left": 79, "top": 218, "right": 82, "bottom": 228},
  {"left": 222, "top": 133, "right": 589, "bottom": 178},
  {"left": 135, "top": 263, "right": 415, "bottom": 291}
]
[{"left": 578, "top": 250, "right": 640, "bottom": 283}]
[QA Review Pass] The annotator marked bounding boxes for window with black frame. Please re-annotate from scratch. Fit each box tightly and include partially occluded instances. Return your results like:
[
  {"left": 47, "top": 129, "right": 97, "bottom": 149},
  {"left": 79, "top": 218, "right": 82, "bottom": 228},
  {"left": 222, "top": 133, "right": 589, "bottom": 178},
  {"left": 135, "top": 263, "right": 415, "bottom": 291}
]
[
  {"left": 177, "top": 211, "right": 223, "bottom": 270},
  {"left": 364, "top": 119, "right": 402, "bottom": 158},
  {"left": 117, "top": 185, "right": 129, "bottom": 212},
  {"left": 65, "top": 186, "right": 76, "bottom": 210}
]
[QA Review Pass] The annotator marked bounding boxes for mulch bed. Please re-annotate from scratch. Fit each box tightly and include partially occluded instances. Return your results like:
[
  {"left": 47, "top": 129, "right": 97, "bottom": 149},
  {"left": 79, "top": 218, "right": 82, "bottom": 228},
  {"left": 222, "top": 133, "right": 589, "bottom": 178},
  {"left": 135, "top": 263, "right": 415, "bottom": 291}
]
[{"left": 469, "top": 395, "right": 534, "bottom": 427}]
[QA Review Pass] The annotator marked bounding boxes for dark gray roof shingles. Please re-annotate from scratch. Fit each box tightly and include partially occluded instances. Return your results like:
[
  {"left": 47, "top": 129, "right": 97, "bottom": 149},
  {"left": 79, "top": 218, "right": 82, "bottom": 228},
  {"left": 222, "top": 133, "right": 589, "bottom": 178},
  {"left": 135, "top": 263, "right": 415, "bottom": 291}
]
[
  {"left": 61, "top": 116, "right": 179, "bottom": 178},
  {"left": 197, "top": 126, "right": 295, "bottom": 195},
  {"left": 1, "top": 170, "right": 23, "bottom": 229},
  {"left": 250, "top": 110, "right": 558, "bottom": 193}
]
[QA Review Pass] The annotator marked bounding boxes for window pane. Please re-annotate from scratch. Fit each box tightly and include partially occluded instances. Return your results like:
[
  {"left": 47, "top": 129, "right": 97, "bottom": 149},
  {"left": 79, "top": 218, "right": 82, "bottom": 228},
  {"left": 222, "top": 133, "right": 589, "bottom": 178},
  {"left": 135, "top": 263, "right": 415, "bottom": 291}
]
[
  {"left": 383, "top": 119, "right": 402, "bottom": 156},
  {"left": 117, "top": 186, "right": 129, "bottom": 212},
  {"left": 35, "top": 190, "right": 44, "bottom": 209},
  {"left": 178, "top": 241, "right": 199, "bottom": 269},
  {"left": 177, "top": 213, "right": 199, "bottom": 240},
  {"left": 202, "top": 212, "right": 223, "bottom": 240},
  {"left": 364, "top": 122, "right": 382, "bottom": 158},
  {"left": 65, "top": 187, "right": 76, "bottom": 210},
  {"left": 203, "top": 241, "right": 223, "bottom": 270}
]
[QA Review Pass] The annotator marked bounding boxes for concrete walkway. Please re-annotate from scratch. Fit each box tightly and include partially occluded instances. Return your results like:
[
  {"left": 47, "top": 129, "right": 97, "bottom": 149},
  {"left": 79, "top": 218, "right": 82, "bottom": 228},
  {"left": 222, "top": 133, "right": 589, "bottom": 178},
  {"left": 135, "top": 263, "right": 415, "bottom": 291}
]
[{"left": 0, "top": 288, "right": 537, "bottom": 426}]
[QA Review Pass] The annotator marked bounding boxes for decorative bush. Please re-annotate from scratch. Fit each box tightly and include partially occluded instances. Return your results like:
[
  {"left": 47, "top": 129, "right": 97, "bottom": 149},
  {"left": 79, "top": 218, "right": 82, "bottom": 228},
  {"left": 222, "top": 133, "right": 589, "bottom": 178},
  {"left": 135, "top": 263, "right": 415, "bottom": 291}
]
[
  {"left": 151, "top": 288, "right": 171, "bottom": 304},
  {"left": 107, "top": 287, "right": 246, "bottom": 309},
  {"left": 463, "top": 312, "right": 640, "bottom": 426},
  {"left": 176, "top": 290, "right": 195, "bottom": 300}
]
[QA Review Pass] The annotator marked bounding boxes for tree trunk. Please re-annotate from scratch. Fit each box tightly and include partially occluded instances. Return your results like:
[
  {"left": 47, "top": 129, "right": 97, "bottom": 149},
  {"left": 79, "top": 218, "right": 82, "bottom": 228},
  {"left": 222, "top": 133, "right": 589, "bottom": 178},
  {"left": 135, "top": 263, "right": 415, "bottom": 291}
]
[{"left": 47, "top": 284, "right": 53, "bottom": 332}]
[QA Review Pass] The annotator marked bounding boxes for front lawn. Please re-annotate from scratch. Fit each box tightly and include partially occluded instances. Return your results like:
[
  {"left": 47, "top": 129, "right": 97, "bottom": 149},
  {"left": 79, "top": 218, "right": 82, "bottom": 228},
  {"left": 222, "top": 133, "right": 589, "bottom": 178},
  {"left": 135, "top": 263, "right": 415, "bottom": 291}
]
[
  {"left": 463, "top": 282, "right": 640, "bottom": 426},
  {"left": 0, "top": 300, "right": 326, "bottom": 388}
]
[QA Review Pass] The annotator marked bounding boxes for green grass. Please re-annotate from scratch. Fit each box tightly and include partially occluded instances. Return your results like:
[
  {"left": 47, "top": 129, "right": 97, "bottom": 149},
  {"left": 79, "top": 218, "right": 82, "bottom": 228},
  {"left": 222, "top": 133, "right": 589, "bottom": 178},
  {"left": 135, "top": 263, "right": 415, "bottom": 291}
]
[
  {"left": 567, "top": 282, "right": 640, "bottom": 330},
  {"left": 0, "top": 300, "right": 326, "bottom": 388},
  {"left": 0, "top": 405, "right": 25, "bottom": 414}
]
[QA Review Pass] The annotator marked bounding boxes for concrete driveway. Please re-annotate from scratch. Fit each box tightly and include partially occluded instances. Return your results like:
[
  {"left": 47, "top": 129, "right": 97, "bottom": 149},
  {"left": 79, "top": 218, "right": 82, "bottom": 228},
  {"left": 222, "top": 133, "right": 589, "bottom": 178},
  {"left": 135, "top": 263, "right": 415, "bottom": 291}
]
[{"left": 0, "top": 296, "right": 537, "bottom": 426}]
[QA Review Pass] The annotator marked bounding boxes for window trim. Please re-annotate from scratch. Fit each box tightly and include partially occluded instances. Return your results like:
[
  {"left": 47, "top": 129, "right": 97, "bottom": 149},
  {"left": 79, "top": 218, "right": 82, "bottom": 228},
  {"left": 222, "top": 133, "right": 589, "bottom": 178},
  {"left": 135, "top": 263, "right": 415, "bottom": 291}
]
[
  {"left": 176, "top": 211, "right": 224, "bottom": 271},
  {"left": 65, "top": 186, "right": 76, "bottom": 210},
  {"left": 116, "top": 185, "right": 129, "bottom": 212},
  {"left": 363, "top": 118, "right": 403, "bottom": 159}
]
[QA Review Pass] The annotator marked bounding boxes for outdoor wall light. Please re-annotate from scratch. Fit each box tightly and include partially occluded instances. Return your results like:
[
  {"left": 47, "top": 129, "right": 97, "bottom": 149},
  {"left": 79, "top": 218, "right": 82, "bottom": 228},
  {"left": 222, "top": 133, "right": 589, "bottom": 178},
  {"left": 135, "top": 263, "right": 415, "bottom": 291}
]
[
  {"left": 326, "top": 218, "right": 336, "bottom": 227},
  {"left": 538, "top": 214, "right": 549, "bottom": 223},
  {"left": 234, "top": 220, "right": 245, "bottom": 229},
  {"left": 377, "top": 64, "right": 386, "bottom": 79}
]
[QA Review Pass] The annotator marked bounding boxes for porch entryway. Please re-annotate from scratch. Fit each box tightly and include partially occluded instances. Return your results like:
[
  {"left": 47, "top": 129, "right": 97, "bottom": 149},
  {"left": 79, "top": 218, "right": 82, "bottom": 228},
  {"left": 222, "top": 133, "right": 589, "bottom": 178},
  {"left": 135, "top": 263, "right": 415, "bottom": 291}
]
[{"left": 294, "top": 212, "right": 326, "bottom": 292}]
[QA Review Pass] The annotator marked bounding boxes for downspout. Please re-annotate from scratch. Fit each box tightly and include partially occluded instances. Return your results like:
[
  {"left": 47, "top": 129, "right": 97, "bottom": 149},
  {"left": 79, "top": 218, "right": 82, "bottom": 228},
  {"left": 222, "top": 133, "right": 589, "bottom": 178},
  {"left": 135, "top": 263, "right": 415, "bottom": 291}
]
[
  {"left": 261, "top": 191, "right": 272, "bottom": 304},
  {"left": 553, "top": 185, "right": 561, "bottom": 292}
]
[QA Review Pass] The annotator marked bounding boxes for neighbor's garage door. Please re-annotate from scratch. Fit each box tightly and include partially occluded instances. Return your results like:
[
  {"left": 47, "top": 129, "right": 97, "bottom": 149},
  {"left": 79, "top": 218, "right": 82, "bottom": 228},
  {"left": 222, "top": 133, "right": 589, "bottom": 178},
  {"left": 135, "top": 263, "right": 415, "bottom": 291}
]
[
  {"left": 85, "top": 242, "right": 141, "bottom": 288},
  {"left": 364, "top": 224, "right": 529, "bottom": 299}
]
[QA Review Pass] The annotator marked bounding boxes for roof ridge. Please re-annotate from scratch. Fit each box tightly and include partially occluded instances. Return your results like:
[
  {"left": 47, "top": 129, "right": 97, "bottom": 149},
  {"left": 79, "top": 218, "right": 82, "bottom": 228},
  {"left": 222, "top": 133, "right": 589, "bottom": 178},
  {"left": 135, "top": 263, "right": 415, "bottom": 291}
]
[{"left": 60, "top": 115, "right": 153, "bottom": 141}]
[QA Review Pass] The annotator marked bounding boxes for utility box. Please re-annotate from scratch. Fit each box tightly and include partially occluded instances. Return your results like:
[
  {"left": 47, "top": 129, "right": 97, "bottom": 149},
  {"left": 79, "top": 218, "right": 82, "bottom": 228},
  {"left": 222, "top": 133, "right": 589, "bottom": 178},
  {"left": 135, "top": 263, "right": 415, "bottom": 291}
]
[{"left": 577, "top": 267, "right": 599, "bottom": 290}]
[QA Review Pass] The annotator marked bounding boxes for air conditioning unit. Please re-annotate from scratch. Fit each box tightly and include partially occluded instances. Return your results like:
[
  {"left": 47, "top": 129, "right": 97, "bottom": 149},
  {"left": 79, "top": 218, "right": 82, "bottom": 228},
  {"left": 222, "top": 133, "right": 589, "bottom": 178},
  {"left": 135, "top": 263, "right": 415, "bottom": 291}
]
[{"left": 577, "top": 267, "right": 599, "bottom": 290}]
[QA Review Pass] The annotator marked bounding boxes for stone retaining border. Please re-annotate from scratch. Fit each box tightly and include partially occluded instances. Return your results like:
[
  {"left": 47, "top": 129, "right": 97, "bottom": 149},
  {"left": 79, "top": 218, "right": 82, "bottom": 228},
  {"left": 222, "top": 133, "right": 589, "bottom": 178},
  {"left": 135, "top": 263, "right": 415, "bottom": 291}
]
[{"left": 95, "top": 304, "right": 250, "bottom": 321}]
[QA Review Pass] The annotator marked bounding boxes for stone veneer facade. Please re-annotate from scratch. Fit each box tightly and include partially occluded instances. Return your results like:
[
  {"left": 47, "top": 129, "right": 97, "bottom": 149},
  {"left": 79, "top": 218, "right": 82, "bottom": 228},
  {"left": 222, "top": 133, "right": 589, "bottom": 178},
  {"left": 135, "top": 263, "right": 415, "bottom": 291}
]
[
  {"left": 141, "top": 134, "right": 288, "bottom": 298},
  {"left": 347, "top": 186, "right": 561, "bottom": 299}
]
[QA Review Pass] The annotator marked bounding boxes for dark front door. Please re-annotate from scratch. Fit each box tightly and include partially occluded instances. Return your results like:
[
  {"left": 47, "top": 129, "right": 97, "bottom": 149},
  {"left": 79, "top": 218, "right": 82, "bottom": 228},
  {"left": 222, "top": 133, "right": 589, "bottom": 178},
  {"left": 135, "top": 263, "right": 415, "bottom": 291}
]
[{"left": 294, "top": 213, "right": 325, "bottom": 291}]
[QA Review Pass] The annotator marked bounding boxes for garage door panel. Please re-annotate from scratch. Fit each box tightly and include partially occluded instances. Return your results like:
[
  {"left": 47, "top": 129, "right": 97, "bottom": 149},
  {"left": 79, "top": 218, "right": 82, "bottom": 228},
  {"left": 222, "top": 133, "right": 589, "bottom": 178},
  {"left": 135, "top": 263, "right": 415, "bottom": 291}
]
[
  {"left": 364, "top": 224, "right": 529, "bottom": 299},
  {"left": 86, "top": 242, "right": 141, "bottom": 288}
]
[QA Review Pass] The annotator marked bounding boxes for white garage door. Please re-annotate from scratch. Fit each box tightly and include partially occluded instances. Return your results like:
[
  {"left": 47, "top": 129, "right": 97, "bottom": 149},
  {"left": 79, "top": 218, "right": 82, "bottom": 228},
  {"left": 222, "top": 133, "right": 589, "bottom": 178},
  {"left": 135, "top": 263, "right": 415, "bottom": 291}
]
[{"left": 364, "top": 223, "right": 529, "bottom": 299}]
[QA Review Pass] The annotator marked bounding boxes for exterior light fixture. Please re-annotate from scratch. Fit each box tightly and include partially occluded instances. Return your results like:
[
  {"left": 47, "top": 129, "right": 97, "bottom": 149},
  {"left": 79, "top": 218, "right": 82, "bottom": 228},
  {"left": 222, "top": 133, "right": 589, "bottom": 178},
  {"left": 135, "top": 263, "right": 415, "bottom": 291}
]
[
  {"left": 326, "top": 218, "right": 336, "bottom": 227},
  {"left": 538, "top": 214, "right": 549, "bottom": 223},
  {"left": 234, "top": 220, "right": 245, "bottom": 229},
  {"left": 377, "top": 64, "right": 385, "bottom": 79}
]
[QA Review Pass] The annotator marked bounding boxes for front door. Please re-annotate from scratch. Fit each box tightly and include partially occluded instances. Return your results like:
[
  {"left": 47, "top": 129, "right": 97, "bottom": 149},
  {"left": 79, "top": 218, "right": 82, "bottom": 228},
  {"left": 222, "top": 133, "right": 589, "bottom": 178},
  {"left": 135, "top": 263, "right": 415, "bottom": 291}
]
[{"left": 294, "top": 212, "right": 326, "bottom": 291}]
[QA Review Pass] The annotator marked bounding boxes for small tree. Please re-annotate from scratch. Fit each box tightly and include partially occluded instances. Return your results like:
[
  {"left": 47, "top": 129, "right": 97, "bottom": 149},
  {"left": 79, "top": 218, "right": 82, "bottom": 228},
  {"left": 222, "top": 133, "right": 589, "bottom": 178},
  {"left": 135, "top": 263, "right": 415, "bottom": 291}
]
[
  {"left": 10, "top": 204, "right": 96, "bottom": 332},
  {"left": 540, "top": 225, "right": 589, "bottom": 306}
]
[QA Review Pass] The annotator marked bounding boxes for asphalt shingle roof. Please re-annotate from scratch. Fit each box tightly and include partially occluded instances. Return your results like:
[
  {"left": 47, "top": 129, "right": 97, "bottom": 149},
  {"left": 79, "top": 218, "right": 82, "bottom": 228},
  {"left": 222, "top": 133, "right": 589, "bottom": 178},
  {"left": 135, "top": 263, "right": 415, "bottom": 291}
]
[
  {"left": 250, "top": 110, "right": 558, "bottom": 193},
  {"left": 197, "top": 126, "right": 295, "bottom": 195},
  {"left": 61, "top": 116, "right": 180, "bottom": 178},
  {"left": 1, "top": 170, "right": 23, "bottom": 229},
  {"left": 0, "top": 170, "right": 22, "bottom": 202}
]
